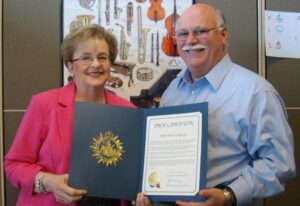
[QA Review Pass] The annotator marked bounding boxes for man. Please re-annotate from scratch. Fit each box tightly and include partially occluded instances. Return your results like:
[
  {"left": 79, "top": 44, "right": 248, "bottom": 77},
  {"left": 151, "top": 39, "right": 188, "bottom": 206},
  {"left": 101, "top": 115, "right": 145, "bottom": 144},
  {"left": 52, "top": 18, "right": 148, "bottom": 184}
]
[{"left": 136, "top": 3, "right": 296, "bottom": 206}]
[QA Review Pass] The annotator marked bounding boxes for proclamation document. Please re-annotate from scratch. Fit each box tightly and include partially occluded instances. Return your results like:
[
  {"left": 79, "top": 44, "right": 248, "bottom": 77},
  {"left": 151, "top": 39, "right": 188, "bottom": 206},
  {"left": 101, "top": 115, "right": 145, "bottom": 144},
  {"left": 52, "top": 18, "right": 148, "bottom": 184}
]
[
  {"left": 70, "top": 102, "right": 207, "bottom": 201},
  {"left": 142, "top": 112, "right": 202, "bottom": 196}
]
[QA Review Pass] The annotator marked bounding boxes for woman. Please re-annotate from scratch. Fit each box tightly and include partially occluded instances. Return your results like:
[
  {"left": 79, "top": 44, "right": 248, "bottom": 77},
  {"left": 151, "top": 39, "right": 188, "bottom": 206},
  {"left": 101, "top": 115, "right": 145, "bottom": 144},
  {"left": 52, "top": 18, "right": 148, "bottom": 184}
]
[{"left": 5, "top": 24, "right": 135, "bottom": 206}]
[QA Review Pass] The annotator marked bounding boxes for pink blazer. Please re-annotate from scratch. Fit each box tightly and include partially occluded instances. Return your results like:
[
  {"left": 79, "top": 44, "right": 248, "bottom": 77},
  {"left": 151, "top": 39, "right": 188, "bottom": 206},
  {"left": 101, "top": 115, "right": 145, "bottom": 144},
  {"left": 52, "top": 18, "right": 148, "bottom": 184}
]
[{"left": 4, "top": 82, "right": 135, "bottom": 206}]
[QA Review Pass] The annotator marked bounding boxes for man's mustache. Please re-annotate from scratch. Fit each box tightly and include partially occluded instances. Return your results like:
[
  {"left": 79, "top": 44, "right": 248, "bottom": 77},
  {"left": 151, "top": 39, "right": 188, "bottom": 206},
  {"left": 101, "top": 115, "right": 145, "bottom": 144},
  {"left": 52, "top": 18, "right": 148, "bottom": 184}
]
[{"left": 182, "top": 44, "right": 207, "bottom": 52}]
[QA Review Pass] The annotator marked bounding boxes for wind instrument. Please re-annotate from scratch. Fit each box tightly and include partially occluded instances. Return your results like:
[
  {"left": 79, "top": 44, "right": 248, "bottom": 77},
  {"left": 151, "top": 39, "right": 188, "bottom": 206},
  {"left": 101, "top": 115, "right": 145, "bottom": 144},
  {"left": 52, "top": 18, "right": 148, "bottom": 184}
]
[
  {"left": 76, "top": 15, "right": 95, "bottom": 27},
  {"left": 116, "top": 23, "right": 131, "bottom": 60},
  {"left": 114, "top": 0, "right": 123, "bottom": 19},
  {"left": 137, "top": 5, "right": 150, "bottom": 64},
  {"left": 70, "top": 14, "right": 94, "bottom": 33},
  {"left": 105, "top": 0, "right": 110, "bottom": 25},
  {"left": 98, "top": 0, "right": 101, "bottom": 25},
  {"left": 151, "top": 33, "right": 154, "bottom": 63},
  {"left": 127, "top": 2, "right": 133, "bottom": 36},
  {"left": 156, "top": 31, "right": 160, "bottom": 66}
]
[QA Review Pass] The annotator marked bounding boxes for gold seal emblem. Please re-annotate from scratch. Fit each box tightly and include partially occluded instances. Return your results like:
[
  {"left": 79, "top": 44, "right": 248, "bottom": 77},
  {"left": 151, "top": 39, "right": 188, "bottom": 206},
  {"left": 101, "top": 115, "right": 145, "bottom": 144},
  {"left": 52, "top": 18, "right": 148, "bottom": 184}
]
[
  {"left": 90, "top": 131, "right": 124, "bottom": 166},
  {"left": 148, "top": 172, "right": 160, "bottom": 188}
]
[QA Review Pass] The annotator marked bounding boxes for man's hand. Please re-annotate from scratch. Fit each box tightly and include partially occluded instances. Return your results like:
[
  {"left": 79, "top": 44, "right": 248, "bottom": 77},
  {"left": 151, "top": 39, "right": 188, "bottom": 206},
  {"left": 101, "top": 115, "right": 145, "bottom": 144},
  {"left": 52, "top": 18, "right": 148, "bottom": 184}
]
[
  {"left": 43, "top": 173, "right": 87, "bottom": 204},
  {"left": 176, "top": 188, "right": 225, "bottom": 206},
  {"left": 136, "top": 192, "right": 152, "bottom": 206}
]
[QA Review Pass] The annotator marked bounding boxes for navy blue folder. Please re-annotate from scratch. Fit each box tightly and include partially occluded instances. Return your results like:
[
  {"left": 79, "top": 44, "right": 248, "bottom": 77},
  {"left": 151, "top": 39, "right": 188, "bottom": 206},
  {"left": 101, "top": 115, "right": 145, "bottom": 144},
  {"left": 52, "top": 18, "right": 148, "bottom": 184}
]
[{"left": 69, "top": 102, "right": 208, "bottom": 202}]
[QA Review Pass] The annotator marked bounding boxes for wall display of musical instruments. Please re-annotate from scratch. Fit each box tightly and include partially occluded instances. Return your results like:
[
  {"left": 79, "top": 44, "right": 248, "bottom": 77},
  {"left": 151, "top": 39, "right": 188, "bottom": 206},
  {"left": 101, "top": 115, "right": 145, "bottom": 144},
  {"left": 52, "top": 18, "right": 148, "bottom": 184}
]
[{"left": 63, "top": 0, "right": 194, "bottom": 107}]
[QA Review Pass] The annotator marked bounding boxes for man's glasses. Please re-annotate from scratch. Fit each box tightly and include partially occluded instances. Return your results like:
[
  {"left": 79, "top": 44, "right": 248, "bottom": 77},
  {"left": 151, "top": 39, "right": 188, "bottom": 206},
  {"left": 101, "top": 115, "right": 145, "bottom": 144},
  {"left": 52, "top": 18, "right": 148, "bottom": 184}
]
[
  {"left": 72, "top": 54, "right": 110, "bottom": 65},
  {"left": 175, "top": 26, "right": 223, "bottom": 41}
]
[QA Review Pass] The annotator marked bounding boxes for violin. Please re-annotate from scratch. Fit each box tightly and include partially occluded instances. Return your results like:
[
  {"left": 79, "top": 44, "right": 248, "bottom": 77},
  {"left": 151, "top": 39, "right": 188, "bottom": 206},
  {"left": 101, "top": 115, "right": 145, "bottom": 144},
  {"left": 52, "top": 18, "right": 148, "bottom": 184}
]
[
  {"left": 161, "top": 0, "right": 179, "bottom": 56},
  {"left": 147, "top": 0, "right": 165, "bottom": 23}
]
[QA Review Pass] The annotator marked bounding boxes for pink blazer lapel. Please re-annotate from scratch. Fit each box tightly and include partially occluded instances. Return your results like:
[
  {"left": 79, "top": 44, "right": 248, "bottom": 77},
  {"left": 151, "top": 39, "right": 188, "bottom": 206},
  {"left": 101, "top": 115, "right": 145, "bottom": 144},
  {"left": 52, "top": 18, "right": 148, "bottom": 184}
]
[{"left": 56, "top": 82, "right": 76, "bottom": 170}]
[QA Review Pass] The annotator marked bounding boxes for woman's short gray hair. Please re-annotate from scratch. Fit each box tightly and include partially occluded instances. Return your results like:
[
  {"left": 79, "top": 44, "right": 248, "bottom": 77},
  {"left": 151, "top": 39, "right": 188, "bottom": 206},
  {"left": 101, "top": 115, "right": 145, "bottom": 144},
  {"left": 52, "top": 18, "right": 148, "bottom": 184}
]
[{"left": 61, "top": 24, "right": 118, "bottom": 67}]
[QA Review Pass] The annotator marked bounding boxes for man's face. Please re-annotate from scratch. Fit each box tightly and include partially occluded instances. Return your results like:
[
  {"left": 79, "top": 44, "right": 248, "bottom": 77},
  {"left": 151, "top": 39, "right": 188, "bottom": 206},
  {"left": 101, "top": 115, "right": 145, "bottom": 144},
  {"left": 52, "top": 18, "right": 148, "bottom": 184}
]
[{"left": 175, "top": 5, "right": 228, "bottom": 79}]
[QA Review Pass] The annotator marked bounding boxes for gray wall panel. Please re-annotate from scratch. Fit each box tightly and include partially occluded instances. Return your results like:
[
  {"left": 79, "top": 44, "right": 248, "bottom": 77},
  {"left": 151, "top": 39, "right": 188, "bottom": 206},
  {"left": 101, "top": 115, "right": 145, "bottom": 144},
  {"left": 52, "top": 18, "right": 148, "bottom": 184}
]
[
  {"left": 3, "top": 0, "right": 61, "bottom": 110},
  {"left": 266, "top": 58, "right": 300, "bottom": 106},
  {"left": 265, "top": 0, "right": 300, "bottom": 107},
  {"left": 3, "top": 0, "right": 61, "bottom": 205},
  {"left": 3, "top": 112, "right": 23, "bottom": 206},
  {"left": 196, "top": 0, "right": 258, "bottom": 73},
  {"left": 265, "top": 1, "right": 300, "bottom": 202}
]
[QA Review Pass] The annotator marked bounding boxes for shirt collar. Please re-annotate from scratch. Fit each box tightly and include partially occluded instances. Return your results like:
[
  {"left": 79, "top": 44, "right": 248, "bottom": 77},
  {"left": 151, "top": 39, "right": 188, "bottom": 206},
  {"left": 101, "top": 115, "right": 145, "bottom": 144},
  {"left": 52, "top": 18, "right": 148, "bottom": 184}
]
[
  {"left": 205, "top": 54, "right": 232, "bottom": 91},
  {"left": 180, "top": 54, "right": 232, "bottom": 92}
]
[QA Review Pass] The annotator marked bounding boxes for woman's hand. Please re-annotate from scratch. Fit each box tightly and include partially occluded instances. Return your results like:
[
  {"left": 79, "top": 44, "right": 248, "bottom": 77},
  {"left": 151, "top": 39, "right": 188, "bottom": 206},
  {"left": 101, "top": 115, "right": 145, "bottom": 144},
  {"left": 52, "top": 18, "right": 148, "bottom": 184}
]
[
  {"left": 176, "top": 188, "right": 225, "bottom": 206},
  {"left": 136, "top": 193, "right": 152, "bottom": 206},
  {"left": 42, "top": 173, "right": 87, "bottom": 204}
]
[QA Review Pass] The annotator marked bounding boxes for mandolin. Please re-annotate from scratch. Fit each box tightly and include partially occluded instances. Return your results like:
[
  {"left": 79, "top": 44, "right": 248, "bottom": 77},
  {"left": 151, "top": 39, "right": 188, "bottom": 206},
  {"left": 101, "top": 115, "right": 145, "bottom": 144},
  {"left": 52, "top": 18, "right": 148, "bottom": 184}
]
[
  {"left": 161, "top": 0, "right": 179, "bottom": 56},
  {"left": 147, "top": 0, "right": 165, "bottom": 23}
]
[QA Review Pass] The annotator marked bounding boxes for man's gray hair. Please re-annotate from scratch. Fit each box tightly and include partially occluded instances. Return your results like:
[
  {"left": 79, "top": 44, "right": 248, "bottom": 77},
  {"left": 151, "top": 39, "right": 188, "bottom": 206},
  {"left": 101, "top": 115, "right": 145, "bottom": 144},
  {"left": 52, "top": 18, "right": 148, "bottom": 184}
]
[
  {"left": 215, "top": 8, "right": 227, "bottom": 28},
  {"left": 215, "top": 8, "right": 229, "bottom": 51}
]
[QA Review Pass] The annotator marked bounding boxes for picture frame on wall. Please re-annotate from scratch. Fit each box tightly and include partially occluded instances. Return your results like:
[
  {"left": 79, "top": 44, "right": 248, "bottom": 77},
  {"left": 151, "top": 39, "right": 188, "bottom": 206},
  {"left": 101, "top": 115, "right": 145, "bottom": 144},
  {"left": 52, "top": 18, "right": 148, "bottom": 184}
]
[{"left": 62, "top": 0, "right": 195, "bottom": 107}]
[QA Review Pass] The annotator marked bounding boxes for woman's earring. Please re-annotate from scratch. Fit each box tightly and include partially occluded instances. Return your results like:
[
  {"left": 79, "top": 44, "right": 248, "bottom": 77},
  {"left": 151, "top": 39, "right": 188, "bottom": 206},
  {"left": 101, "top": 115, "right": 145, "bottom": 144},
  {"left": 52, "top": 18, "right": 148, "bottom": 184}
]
[{"left": 68, "top": 73, "right": 74, "bottom": 82}]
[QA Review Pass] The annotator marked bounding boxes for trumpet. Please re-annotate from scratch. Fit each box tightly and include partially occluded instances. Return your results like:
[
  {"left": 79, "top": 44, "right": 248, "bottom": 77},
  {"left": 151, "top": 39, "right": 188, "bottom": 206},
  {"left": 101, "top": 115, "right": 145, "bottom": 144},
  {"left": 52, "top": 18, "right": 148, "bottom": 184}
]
[
  {"left": 116, "top": 23, "right": 131, "bottom": 60},
  {"left": 114, "top": 0, "right": 123, "bottom": 19},
  {"left": 137, "top": 5, "right": 150, "bottom": 64}
]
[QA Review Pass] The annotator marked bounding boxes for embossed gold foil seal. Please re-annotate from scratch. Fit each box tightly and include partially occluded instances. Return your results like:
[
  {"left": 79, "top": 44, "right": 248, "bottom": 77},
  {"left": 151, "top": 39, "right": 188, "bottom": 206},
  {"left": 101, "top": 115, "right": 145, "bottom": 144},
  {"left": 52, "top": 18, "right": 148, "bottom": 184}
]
[
  {"left": 90, "top": 131, "right": 124, "bottom": 166},
  {"left": 148, "top": 172, "right": 160, "bottom": 188}
]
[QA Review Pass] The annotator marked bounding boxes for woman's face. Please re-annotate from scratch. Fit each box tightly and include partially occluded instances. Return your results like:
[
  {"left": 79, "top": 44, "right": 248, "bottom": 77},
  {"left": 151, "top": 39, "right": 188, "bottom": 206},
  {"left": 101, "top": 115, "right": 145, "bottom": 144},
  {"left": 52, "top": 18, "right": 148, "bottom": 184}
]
[{"left": 67, "top": 38, "right": 111, "bottom": 91}]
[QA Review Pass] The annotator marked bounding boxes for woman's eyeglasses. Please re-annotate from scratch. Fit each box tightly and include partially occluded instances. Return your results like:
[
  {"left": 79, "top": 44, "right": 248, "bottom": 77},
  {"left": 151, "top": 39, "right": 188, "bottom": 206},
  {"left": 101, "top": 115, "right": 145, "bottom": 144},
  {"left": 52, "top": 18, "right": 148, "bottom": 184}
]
[{"left": 72, "top": 54, "right": 110, "bottom": 65}]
